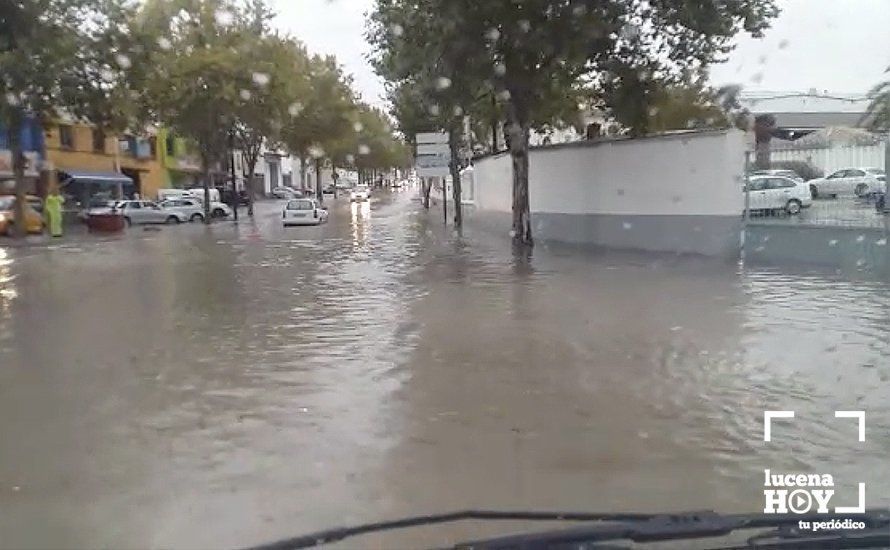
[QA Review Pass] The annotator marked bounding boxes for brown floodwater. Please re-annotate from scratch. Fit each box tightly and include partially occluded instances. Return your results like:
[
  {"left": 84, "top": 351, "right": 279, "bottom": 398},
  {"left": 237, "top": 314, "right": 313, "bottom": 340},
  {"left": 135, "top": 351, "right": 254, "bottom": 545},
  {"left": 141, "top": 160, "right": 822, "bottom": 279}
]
[{"left": 0, "top": 191, "right": 887, "bottom": 549}]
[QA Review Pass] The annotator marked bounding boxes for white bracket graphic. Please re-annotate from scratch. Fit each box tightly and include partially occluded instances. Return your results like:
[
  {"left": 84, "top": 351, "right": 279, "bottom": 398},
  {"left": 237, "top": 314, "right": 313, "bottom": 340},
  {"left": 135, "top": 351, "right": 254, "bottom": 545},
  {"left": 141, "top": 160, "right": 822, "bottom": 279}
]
[
  {"left": 764, "top": 411, "right": 795, "bottom": 442},
  {"left": 835, "top": 483, "right": 866, "bottom": 513},
  {"left": 834, "top": 410, "right": 865, "bottom": 442}
]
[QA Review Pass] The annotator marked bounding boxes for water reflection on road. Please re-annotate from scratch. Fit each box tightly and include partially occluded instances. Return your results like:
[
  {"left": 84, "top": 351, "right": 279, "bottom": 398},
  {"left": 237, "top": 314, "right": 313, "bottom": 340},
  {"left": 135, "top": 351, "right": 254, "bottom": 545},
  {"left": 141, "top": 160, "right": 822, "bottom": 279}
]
[{"left": 0, "top": 191, "right": 887, "bottom": 549}]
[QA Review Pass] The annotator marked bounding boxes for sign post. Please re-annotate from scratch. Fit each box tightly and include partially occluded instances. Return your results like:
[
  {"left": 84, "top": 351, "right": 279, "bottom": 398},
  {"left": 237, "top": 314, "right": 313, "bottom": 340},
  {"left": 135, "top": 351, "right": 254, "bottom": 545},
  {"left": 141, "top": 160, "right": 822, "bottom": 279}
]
[{"left": 415, "top": 132, "right": 451, "bottom": 223}]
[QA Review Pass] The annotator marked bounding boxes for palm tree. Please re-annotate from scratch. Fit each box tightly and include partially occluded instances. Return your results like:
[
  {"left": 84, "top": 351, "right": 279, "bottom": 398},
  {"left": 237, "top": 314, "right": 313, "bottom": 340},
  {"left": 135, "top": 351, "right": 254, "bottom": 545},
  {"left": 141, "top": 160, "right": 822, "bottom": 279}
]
[{"left": 864, "top": 66, "right": 890, "bottom": 131}]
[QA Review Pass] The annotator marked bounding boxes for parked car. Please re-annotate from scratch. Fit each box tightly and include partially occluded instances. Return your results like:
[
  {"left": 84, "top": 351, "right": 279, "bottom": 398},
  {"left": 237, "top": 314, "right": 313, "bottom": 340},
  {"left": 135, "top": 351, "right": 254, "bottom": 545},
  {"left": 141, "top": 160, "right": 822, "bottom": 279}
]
[
  {"left": 745, "top": 175, "right": 812, "bottom": 215},
  {"left": 350, "top": 186, "right": 370, "bottom": 202},
  {"left": 116, "top": 200, "right": 189, "bottom": 225},
  {"left": 207, "top": 201, "right": 232, "bottom": 218},
  {"left": 807, "top": 167, "right": 886, "bottom": 198},
  {"left": 750, "top": 169, "right": 804, "bottom": 182},
  {"left": 282, "top": 198, "right": 328, "bottom": 226},
  {"left": 271, "top": 186, "right": 297, "bottom": 199},
  {"left": 323, "top": 185, "right": 336, "bottom": 195},
  {"left": 0, "top": 196, "right": 44, "bottom": 235},
  {"left": 159, "top": 198, "right": 206, "bottom": 222}
]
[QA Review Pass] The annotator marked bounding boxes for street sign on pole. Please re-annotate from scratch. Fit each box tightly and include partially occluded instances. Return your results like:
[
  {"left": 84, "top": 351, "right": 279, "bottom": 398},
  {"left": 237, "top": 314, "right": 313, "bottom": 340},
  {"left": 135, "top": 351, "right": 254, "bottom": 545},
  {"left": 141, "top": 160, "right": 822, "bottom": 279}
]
[
  {"left": 416, "top": 131, "right": 448, "bottom": 145},
  {"left": 415, "top": 132, "right": 450, "bottom": 177}
]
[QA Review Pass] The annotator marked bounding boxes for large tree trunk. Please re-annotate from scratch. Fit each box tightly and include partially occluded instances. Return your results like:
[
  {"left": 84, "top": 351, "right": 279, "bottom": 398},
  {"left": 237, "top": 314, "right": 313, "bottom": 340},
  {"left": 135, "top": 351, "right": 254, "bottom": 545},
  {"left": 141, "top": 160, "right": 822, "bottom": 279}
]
[
  {"left": 201, "top": 156, "right": 212, "bottom": 223},
  {"left": 10, "top": 119, "right": 27, "bottom": 238},
  {"left": 507, "top": 103, "right": 532, "bottom": 246},
  {"left": 754, "top": 114, "right": 775, "bottom": 170},
  {"left": 422, "top": 177, "right": 432, "bottom": 209},
  {"left": 299, "top": 156, "right": 307, "bottom": 190},
  {"left": 245, "top": 157, "right": 257, "bottom": 217},
  {"left": 448, "top": 127, "right": 463, "bottom": 228},
  {"left": 314, "top": 158, "right": 323, "bottom": 205}
]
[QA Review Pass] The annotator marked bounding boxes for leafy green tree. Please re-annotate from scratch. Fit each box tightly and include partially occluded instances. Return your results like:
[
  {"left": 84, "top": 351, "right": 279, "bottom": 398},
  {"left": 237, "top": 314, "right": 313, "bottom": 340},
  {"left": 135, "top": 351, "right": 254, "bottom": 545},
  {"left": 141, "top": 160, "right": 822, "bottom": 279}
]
[
  {"left": 233, "top": 35, "right": 309, "bottom": 214},
  {"left": 281, "top": 54, "right": 355, "bottom": 203},
  {"left": 140, "top": 0, "right": 250, "bottom": 220},
  {"left": 1, "top": 0, "right": 131, "bottom": 236},
  {"left": 368, "top": 0, "right": 779, "bottom": 246}
]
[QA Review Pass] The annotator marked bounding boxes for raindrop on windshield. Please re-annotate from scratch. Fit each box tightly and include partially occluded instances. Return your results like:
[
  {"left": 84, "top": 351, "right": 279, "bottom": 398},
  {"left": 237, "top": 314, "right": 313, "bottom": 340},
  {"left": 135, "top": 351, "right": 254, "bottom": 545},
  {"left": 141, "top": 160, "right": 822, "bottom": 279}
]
[
  {"left": 353, "top": 121, "right": 364, "bottom": 132},
  {"left": 252, "top": 72, "right": 270, "bottom": 87},
  {"left": 428, "top": 104, "right": 441, "bottom": 116},
  {"left": 391, "top": 23, "right": 404, "bottom": 37},
  {"left": 157, "top": 37, "right": 172, "bottom": 50},
  {"left": 493, "top": 63, "right": 507, "bottom": 77},
  {"left": 435, "top": 76, "right": 452, "bottom": 90},
  {"left": 288, "top": 102, "right": 304, "bottom": 116},
  {"left": 485, "top": 28, "right": 500, "bottom": 41},
  {"left": 308, "top": 145, "right": 325, "bottom": 159},
  {"left": 518, "top": 19, "right": 531, "bottom": 32},
  {"left": 452, "top": 106, "right": 464, "bottom": 117},
  {"left": 572, "top": 4, "right": 587, "bottom": 16},
  {"left": 750, "top": 72, "right": 764, "bottom": 84},
  {"left": 214, "top": 8, "right": 234, "bottom": 26},
  {"left": 496, "top": 89, "right": 511, "bottom": 101},
  {"left": 778, "top": 39, "right": 790, "bottom": 49},
  {"left": 115, "top": 54, "right": 131, "bottom": 69},
  {"left": 345, "top": 154, "right": 355, "bottom": 164},
  {"left": 239, "top": 89, "right": 252, "bottom": 101},
  {"left": 358, "top": 144, "right": 371, "bottom": 155}
]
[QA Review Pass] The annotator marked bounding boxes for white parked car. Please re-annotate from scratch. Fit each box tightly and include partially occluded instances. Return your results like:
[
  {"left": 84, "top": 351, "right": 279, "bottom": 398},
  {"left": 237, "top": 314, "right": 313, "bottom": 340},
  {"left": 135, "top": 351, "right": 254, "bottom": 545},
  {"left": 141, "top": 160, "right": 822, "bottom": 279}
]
[
  {"left": 159, "top": 198, "right": 206, "bottom": 222},
  {"left": 746, "top": 175, "right": 813, "bottom": 215},
  {"left": 350, "top": 186, "right": 370, "bottom": 202},
  {"left": 807, "top": 168, "right": 886, "bottom": 198},
  {"left": 207, "top": 201, "right": 232, "bottom": 218},
  {"left": 283, "top": 198, "right": 328, "bottom": 226},
  {"left": 116, "top": 200, "right": 190, "bottom": 225}
]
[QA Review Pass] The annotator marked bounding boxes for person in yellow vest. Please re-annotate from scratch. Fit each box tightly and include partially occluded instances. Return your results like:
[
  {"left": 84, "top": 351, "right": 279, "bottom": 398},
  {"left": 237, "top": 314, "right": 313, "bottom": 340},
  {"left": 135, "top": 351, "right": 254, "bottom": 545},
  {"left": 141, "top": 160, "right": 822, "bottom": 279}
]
[{"left": 45, "top": 189, "right": 64, "bottom": 237}]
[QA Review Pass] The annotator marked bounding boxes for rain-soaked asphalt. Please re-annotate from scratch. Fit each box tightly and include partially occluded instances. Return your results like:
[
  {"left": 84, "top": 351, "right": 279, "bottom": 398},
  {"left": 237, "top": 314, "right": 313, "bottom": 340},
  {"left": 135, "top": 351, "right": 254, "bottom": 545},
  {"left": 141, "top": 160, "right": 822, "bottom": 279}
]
[{"left": 0, "top": 189, "right": 888, "bottom": 549}]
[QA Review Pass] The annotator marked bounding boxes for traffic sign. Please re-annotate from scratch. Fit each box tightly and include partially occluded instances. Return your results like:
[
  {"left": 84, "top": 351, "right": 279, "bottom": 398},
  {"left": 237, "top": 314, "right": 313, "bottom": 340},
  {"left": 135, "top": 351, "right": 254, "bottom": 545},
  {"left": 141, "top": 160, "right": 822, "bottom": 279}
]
[
  {"left": 416, "top": 131, "right": 448, "bottom": 145},
  {"left": 416, "top": 142, "right": 450, "bottom": 156}
]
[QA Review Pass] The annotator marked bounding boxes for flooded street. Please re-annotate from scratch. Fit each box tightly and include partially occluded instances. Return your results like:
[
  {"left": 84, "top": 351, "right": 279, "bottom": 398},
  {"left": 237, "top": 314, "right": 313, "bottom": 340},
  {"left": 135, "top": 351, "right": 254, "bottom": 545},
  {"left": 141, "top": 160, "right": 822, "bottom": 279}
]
[{"left": 1, "top": 191, "right": 888, "bottom": 549}]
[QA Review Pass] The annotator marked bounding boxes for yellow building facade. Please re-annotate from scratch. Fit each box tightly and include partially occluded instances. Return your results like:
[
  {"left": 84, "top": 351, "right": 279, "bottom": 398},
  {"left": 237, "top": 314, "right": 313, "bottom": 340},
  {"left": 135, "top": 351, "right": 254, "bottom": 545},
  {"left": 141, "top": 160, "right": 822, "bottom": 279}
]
[{"left": 44, "top": 122, "right": 167, "bottom": 199}]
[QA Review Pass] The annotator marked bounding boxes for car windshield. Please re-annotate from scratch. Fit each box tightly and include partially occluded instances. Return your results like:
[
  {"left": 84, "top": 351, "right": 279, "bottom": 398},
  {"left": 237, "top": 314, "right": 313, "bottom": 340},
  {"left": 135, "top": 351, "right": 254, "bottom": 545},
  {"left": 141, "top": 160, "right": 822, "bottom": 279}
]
[{"left": 5, "top": 1, "right": 890, "bottom": 549}]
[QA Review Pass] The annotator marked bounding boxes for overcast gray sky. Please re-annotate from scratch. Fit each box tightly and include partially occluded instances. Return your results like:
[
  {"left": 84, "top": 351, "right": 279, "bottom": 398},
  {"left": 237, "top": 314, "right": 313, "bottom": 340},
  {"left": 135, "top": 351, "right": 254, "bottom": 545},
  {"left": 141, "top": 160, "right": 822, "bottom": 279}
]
[{"left": 271, "top": 0, "right": 890, "bottom": 107}]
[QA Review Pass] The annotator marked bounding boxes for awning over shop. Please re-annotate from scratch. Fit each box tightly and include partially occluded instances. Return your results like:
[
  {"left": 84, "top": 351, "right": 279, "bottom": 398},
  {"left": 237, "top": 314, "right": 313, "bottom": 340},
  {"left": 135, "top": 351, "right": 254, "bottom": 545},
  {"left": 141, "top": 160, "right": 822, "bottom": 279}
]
[
  {"left": 59, "top": 170, "right": 136, "bottom": 208},
  {"left": 58, "top": 170, "right": 134, "bottom": 185}
]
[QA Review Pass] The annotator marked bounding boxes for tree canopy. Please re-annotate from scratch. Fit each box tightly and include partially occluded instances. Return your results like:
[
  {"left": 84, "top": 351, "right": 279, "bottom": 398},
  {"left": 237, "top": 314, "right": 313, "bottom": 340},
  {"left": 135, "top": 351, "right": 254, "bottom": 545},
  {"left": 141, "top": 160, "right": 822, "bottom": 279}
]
[{"left": 369, "top": 0, "right": 780, "bottom": 244}]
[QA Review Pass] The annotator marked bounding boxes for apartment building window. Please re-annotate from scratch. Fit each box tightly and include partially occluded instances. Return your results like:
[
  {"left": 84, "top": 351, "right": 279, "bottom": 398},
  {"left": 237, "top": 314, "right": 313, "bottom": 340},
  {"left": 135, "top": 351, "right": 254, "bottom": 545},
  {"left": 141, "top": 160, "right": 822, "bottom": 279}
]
[
  {"left": 92, "top": 129, "right": 105, "bottom": 153},
  {"left": 59, "top": 125, "right": 74, "bottom": 149}
]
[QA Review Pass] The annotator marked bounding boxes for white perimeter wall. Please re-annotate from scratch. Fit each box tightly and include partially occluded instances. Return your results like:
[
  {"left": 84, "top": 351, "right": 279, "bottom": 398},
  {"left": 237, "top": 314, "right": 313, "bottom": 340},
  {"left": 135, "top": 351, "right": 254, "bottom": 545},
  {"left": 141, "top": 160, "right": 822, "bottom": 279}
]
[{"left": 473, "top": 129, "right": 746, "bottom": 217}]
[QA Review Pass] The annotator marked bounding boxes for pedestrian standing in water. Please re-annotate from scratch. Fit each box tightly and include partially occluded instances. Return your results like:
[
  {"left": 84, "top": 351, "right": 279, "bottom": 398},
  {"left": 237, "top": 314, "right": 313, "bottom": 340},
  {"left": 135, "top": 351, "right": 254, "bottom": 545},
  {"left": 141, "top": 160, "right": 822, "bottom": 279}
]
[{"left": 45, "top": 189, "right": 64, "bottom": 237}]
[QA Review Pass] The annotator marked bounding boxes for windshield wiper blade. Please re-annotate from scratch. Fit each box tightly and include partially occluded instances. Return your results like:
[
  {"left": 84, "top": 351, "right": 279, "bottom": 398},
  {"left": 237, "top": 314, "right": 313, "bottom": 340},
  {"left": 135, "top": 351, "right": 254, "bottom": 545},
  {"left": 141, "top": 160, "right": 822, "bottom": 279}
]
[
  {"left": 243, "top": 510, "right": 657, "bottom": 550},
  {"left": 242, "top": 509, "right": 890, "bottom": 550}
]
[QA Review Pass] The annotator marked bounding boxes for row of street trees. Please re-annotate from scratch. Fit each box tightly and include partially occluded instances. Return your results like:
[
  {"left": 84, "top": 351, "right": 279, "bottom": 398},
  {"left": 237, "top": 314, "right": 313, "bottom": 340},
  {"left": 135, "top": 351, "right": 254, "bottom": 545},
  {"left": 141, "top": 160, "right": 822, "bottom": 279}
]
[
  {"left": 1, "top": 0, "right": 410, "bottom": 235},
  {"left": 368, "top": 0, "right": 781, "bottom": 244}
]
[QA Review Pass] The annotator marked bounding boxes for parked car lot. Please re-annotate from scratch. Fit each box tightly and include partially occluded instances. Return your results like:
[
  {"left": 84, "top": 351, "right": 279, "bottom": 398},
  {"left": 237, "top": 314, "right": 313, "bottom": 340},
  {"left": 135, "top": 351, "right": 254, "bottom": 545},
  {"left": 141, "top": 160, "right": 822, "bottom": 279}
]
[
  {"left": 807, "top": 167, "right": 886, "bottom": 198},
  {"left": 282, "top": 198, "right": 328, "bottom": 226},
  {"left": 746, "top": 175, "right": 812, "bottom": 215}
]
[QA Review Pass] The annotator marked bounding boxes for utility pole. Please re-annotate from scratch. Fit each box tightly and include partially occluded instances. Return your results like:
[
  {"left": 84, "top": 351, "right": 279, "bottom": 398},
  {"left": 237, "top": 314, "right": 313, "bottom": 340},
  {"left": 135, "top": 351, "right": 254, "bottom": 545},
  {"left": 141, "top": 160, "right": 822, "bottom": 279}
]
[{"left": 228, "top": 131, "right": 238, "bottom": 221}]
